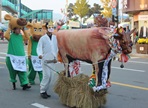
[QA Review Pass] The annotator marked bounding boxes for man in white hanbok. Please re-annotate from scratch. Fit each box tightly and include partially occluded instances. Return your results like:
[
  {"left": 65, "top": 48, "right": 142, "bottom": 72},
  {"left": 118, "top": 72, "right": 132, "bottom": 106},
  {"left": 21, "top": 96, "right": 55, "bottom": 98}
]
[{"left": 37, "top": 22, "right": 58, "bottom": 99}]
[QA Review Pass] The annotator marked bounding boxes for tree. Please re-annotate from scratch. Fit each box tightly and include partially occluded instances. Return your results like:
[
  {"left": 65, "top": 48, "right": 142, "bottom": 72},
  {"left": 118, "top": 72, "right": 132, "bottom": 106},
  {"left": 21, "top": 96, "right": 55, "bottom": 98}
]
[
  {"left": 100, "top": 0, "right": 112, "bottom": 18},
  {"left": 73, "top": 0, "right": 89, "bottom": 25},
  {"left": 67, "top": 3, "right": 74, "bottom": 19},
  {"left": 88, "top": 3, "right": 103, "bottom": 17}
]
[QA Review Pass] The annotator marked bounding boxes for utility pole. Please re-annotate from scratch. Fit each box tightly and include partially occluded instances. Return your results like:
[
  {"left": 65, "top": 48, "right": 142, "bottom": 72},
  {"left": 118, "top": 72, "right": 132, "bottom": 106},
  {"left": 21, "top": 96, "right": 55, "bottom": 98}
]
[
  {"left": 116, "top": 0, "right": 119, "bottom": 26},
  {"left": 17, "top": 0, "right": 21, "bottom": 18},
  {"left": 65, "top": 0, "right": 68, "bottom": 21},
  {"left": 0, "top": 0, "right": 2, "bottom": 22}
]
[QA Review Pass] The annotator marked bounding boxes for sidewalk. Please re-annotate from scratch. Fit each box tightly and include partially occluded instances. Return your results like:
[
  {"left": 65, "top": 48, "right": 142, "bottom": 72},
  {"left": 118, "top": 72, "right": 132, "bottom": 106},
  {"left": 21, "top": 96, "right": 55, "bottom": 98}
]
[
  {"left": 130, "top": 45, "right": 148, "bottom": 58},
  {"left": 0, "top": 40, "right": 148, "bottom": 58}
]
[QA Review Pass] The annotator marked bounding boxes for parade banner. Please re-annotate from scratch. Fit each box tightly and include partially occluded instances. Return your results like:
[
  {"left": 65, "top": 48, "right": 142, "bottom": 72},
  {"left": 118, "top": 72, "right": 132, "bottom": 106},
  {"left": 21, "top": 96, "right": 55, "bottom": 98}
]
[
  {"left": 68, "top": 20, "right": 80, "bottom": 28},
  {"left": 9, "top": 55, "right": 27, "bottom": 72},
  {"left": 31, "top": 56, "right": 42, "bottom": 71}
]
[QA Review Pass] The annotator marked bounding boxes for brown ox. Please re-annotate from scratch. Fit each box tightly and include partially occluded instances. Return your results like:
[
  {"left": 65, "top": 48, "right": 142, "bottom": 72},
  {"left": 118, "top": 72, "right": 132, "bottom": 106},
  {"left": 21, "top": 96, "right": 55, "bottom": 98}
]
[{"left": 56, "top": 27, "right": 135, "bottom": 86}]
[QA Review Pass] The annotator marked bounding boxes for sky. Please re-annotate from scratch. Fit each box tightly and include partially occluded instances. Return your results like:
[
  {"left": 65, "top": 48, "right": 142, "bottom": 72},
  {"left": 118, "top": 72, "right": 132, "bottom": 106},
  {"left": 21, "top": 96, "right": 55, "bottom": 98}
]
[
  {"left": 21, "top": 0, "right": 102, "bottom": 13},
  {"left": 2, "top": 0, "right": 123, "bottom": 22}
]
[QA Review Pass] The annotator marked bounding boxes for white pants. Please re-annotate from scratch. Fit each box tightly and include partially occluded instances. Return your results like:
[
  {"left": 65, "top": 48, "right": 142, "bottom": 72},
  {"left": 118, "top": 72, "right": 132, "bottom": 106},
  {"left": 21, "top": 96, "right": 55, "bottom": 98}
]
[{"left": 40, "top": 61, "right": 54, "bottom": 93}]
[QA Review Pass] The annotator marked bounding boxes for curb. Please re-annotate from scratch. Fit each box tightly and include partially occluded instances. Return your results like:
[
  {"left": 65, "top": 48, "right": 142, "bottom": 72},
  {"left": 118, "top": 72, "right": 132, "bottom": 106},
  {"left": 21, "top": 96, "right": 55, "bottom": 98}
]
[{"left": 130, "top": 53, "right": 148, "bottom": 58}]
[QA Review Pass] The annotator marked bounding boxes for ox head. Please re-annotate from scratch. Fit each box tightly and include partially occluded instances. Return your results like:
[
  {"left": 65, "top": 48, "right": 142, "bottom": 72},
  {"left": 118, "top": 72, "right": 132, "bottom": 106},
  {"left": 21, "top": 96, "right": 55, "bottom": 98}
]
[
  {"left": 113, "top": 28, "right": 136, "bottom": 54},
  {"left": 26, "top": 20, "right": 44, "bottom": 41},
  {"left": 4, "top": 14, "right": 27, "bottom": 30}
]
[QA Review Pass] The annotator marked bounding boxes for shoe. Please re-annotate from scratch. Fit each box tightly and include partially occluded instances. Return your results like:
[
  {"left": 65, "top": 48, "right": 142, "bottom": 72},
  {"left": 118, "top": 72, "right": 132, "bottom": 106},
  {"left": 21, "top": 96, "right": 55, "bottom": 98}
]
[
  {"left": 40, "top": 92, "right": 48, "bottom": 99},
  {"left": 12, "top": 82, "right": 16, "bottom": 90},
  {"left": 45, "top": 92, "right": 51, "bottom": 97},
  {"left": 92, "top": 86, "right": 97, "bottom": 92},
  {"left": 22, "top": 84, "right": 31, "bottom": 90}
]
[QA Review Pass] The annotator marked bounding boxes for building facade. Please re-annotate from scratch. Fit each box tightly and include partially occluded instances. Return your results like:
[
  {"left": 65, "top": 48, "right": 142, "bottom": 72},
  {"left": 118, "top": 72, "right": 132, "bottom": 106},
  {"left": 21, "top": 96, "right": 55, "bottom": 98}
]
[{"left": 123, "top": 0, "right": 148, "bottom": 38}]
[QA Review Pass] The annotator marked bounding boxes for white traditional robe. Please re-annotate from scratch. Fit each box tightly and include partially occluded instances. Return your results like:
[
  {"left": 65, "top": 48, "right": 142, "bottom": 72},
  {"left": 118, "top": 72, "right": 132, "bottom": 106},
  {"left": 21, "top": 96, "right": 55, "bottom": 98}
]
[{"left": 37, "top": 34, "right": 58, "bottom": 93}]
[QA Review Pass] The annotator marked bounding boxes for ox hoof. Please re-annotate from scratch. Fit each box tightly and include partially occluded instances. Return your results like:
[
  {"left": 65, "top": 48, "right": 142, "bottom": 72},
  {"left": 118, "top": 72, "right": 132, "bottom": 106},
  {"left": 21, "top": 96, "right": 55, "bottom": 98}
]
[{"left": 92, "top": 86, "right": 97, "bottom": 92}]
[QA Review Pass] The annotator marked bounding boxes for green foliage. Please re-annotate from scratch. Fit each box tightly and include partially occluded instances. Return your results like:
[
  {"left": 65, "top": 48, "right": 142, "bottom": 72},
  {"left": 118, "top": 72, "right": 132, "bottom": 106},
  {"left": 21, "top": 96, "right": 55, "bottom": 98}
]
[
  {"left": 67, "top": 2, "right": 102, "bottom": 21},
  {"left": 100, "top": 0, "right": 112, "bottom": 18},
  {"left": 73, "top": 0, "right": 89, "bottom": 19},
  {"left": 67, "top": 3, "right": 75, "bottom": 19}
]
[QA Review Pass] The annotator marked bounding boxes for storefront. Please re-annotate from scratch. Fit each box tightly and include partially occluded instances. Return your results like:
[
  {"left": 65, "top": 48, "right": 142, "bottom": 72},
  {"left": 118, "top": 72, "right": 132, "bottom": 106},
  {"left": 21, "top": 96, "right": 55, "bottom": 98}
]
[
  {"left": 123, "top": 0, "right": 148, "bottom": 34},
  {"left": 123, "top": 0, "right": 148, "bottom": 54}
]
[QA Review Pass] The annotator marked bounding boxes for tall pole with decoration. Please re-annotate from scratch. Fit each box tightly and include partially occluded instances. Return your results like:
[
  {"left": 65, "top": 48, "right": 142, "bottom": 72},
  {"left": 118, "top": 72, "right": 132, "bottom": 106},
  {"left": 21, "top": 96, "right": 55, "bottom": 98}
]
[
  {"left": 111, "top": 0, "right": 118, "bottom": 27},
  {"left": 116, "top": 0, "right": 119, "bottom": 26},
  {"left": 17, "top": 0, "right": 21, "bottom": 18},
  {"left": 0, "top": 0, "right": 2, "bottom": 22},
  {"left": 65, "top": 0, "right": 68, "bottom": 21}
]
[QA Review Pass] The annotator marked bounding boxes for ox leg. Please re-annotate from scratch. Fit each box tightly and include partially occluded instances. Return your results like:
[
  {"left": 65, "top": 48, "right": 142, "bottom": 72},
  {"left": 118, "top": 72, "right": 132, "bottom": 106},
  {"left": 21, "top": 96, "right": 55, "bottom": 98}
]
[
  {"left": 66, "top": 55, "right": 75, "bottom": 77},
  {"left": 93, "top": 64, "right": 98, "bottom": 86},
  {"left": 107, "top": 59, "right": 112, "bottom": 80},
  {"left": 97, "top": 61, "right": 105, "bottom": 86},
  {"left": 64, "top": 63, "right": 69, "bottom": 77},
  {"left": 106, "top": 59, "right": 112, "bottom": 87}
]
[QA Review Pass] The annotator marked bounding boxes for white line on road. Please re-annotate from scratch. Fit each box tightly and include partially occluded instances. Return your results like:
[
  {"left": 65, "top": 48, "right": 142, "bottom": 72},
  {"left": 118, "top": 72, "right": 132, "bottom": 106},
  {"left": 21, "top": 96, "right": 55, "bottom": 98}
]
[
  {"left": 111, "top": 66, "right": 145, "bottom": 72},
  {"left": 0, "top": 52, "right": 6, "bottom": 55},
  {"left": 128, "top": 60, "right": 148, "bottom": 64},
  {"left": 31, "top": 103, "right": 50, "bottom": 108},
  {"left": 81, "top": 62, "right": 145, "bottom": 73},
  {"left": 0, "top": 57, "right": 5, "bottom": 59}
]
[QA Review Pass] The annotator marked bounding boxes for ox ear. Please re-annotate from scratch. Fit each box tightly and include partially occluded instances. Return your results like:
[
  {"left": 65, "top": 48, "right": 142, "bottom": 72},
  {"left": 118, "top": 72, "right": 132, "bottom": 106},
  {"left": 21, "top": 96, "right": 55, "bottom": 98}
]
[
  {"left": 4, "top": 14, "right": 13, "bottom": 21},
  {"left": 129, "top": 28, "right": 136, "bottom": 36},
  {"left": 26, "top": 22, "right": 33, "bottom": 29}
]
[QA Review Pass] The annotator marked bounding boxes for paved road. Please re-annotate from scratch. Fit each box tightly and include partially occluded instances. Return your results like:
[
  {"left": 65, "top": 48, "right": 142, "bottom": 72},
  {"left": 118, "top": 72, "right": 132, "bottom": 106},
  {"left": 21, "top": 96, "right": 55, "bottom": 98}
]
[{"left": 0, "top": 43, "right": 148, "bottom": 108}]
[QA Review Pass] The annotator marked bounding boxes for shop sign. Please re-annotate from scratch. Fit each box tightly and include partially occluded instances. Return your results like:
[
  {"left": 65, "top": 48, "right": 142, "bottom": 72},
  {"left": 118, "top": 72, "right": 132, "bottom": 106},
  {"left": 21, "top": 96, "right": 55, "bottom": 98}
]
[
  {"left": 138, "top": 15, "right": 148, "bottom": 20},
  {"left": 68, "top": 20, "right": 80, "bottom": 28}
]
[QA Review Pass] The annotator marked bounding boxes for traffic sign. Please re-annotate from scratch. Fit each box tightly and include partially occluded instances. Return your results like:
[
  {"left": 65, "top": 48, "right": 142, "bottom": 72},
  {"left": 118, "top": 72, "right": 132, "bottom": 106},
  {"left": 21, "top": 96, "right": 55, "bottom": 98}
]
[{"left": 111, "top": 0, "right": 117, "bottom": 8}]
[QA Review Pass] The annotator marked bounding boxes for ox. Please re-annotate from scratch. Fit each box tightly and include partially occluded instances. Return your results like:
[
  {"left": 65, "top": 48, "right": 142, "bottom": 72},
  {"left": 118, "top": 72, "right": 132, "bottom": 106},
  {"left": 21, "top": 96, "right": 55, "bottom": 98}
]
[{"left": 56, "top": 27, "right": 135, "bottom": 91}]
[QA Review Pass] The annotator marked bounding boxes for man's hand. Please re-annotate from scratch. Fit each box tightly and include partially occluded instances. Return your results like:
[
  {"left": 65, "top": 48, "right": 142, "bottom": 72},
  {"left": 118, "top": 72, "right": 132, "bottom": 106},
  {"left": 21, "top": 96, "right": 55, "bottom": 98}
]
[
  {"left": 39, "top": 55, "right": 42, "bottom": 59},
  {"left": 45, "top": 59, "right": 57, "bottom": 63},
  {"left": 53, "top": 59, "right": 57, "bottom": 63}
]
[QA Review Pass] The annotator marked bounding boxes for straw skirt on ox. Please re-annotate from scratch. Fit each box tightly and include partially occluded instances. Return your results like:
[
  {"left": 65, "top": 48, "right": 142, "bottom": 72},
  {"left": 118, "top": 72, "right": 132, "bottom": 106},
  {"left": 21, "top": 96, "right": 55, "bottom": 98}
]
[{"left": 54, "top": 71, "right": 108, "bottom": 108}]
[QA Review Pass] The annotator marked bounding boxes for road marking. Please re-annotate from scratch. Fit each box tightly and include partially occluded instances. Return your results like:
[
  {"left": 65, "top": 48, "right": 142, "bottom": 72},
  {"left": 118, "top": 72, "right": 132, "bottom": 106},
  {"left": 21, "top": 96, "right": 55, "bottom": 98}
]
[
  {"left": 130, "top": 57, "right": 139, "bottom": 59},
  {"left": 0, "top": 62, "right": 5, "bottom": 64},
  {"left": 0, "top": 57, "right": 5, "bottom": 59},
  {"left": 129, "top": 60, "right": 148, "bottom": 64},
  {"left": 0, "top": 52, "right": 6, "bottom": 55},
  {"left": 112, "top": 82, "right": 148, "bottom": 91},
  {"left": 112, "top": 66, "right": 145, "bottom": 73},
  {"left": 31, "top": 103, "right": 50, "bottom": 108},
  {"left": 81, "top": 62, "right": 145, "bottom": 73}
]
